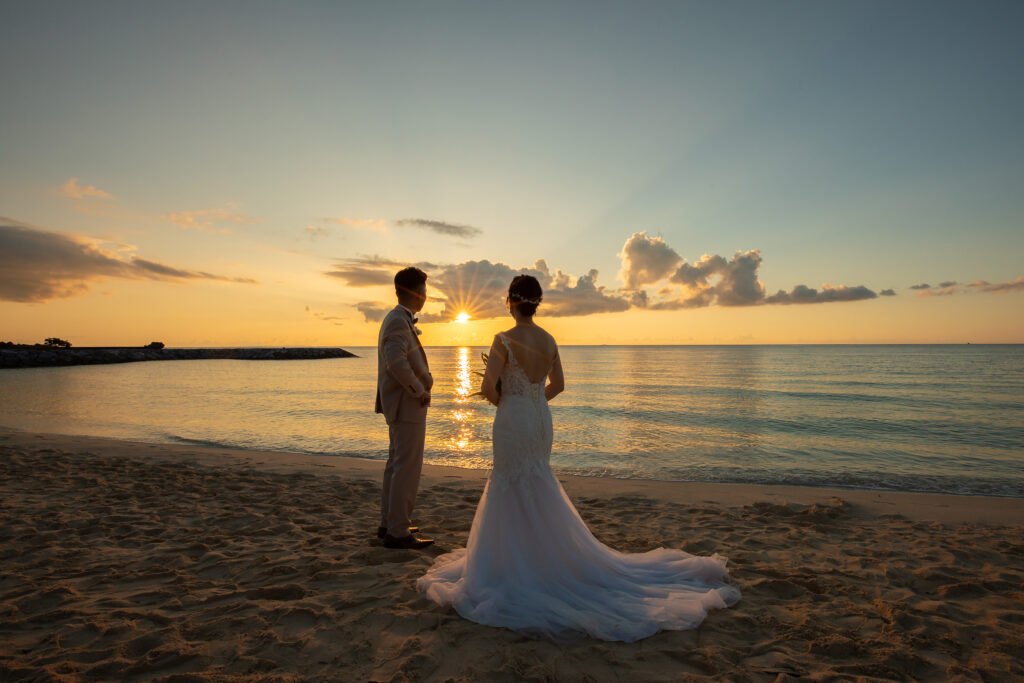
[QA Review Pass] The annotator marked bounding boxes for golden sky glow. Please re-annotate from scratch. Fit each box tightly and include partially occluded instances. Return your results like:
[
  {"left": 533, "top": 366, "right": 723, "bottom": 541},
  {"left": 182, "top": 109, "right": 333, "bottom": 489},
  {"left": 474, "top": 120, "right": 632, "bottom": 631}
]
[{"left": 1, "top": 4, "right": 1022, "bottom": 346}]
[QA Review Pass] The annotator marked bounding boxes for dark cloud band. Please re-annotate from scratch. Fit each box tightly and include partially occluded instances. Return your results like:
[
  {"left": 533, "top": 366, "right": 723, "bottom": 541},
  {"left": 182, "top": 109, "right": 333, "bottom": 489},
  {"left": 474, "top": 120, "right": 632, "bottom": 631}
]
[
  {"left": 396, "top": 218, "right": 483, "bottom": 239},
  {"left": 0, "top": 220, "right": 257, "bottom": 303},
  {"left": 765, "top": 284, "right": 877, "bottom": 304}
]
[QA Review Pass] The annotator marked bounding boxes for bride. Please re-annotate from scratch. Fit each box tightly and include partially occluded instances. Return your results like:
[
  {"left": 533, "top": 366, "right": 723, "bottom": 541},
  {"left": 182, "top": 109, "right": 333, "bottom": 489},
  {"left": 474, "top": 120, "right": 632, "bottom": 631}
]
[{"left": 417, "top": 275, "right": 740, "bottom": 642}]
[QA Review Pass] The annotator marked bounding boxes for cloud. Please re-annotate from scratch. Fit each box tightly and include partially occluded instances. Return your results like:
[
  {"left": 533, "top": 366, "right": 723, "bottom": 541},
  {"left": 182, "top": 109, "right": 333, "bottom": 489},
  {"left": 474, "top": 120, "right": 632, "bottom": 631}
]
[
  {"left": 547, "top": 268, "right": 632, "bottom": 316},
  {"left": 305, "top": 305, "right": 345, "bottom": 326},
  {"left": 879, "top": 289, "right": 896, "bottom": 296},
  {"left": 670, "top": 253, "right": 729, "bottom": 287},
  {"left": 917, "top": 285, "right": 957, "bottom": 297},
  {"left": 325, "top": 217, "right": 386, "bottom": 232},
  {"left": 162, "top": 207, "right": 259, "bottom": 232},
  {"left": 324, "top": 256, "right": 411, "bottom": 288},
  {"left": 620, "top": 234, "right": 882, "bottom": 309},
  {"left": 967, "top": 276, "right": 1024, "bottom": 293},
  {"left": 355, "top": 301, "right": 393, "bottom": 322},
  {"left": 628, "top": 289, "right": 649, "bottom": 307},
  {"left": 413, "top": 259, "right": 532, "bottom": 322},
  {"left": 647, "top": 292, "right": 712, "bottom": 311},
  {"left": 130, "top": 258, "right": 258, "bottom": 284},
  {"left": 344, "top": 233, "right": 901, "bottom": 322},
  {"left": 325, "top": 266, "right": 394, "bottom": 288},
  {"left": 305, "top": 225, "right": 329, "bottom": 240},
  {"left": 618, "top": 234, "right": 769, "bottom": 308},
  {"left": 59, "top": 178, "right": 112, "bottom": 200},
  {"left": 529, "top": 259, "right": 631, "bottom": 317},
  {"left": 0, "top": 219, "right": 257, "bottom": 303},
  {"left": 910, "top": 281, "right": 959, "bottom": 296},
  {"left": 640, "top": 250, "right": 766, "bottom": 309},
  {"left": 396, "top": 218, "right": 483, "bottom": 239},
  {"left": 618, "top": 232, "right": 682, "bottom": 289},
  {"left": 686, "top": 251, "right": 765, "bottom": 306},
  {"left": 346, "top": 258, "right": 629, "bottom": 323},
  {"left": 904, "top": 277, "right": 1023, "bottom": 297},
  {"left": 418, "top": 259, "right": 630, "bottom": 321},
  {"left": 765, "top": 284, "right": 878, "bottom": 304}
]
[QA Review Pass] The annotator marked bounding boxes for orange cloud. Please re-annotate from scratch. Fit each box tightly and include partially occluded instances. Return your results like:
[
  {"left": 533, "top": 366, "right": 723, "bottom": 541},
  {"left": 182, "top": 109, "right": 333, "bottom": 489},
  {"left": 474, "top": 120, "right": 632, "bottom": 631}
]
[
  {"left": 305, "top": 305, "right": 346, "bottom": 326},
  {"left": 325, "top": 217, "right": 387, "bottom": 232},
  {"left": 59, "top": 178, "right": 112, "bottom": 200},
  {"left": 968, "top": 276, "right": 1024, "bottom": 293},
  {"left": 163, "top": 207, "right": 259, "bottom": 232}
]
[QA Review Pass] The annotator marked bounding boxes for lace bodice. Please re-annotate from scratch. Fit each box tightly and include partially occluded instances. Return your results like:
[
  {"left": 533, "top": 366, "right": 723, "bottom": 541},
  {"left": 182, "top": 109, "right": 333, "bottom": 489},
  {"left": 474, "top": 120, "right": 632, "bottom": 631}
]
[
  {"left": 497, "top": 335, "right": 546, "bottom": 400},
  {"left": 490, "top": 334, "right": 553, "bottom": 489}
]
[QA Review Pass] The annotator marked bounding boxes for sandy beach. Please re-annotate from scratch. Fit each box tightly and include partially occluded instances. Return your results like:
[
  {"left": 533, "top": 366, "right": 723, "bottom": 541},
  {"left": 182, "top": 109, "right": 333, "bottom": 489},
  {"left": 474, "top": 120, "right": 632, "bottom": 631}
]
[{"left": 1, "top": 430, "right": 1022, "bottom": 682}]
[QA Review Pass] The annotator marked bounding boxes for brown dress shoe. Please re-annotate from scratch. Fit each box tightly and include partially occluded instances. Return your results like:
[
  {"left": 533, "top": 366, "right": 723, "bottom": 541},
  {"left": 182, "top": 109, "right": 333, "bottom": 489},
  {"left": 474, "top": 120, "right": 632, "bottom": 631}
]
[
  {"left": 377, "top": 525, "right": 419, "bottom": 539},
  {"left": 383, "top": 533, "right": 434, "bottom": 550}
]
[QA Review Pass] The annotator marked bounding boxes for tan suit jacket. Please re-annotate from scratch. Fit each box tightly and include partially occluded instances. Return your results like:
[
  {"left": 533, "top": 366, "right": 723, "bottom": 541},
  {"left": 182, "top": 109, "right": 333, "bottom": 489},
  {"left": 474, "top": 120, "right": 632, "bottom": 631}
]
[{"left": 375, "top": 306, "right": 433, "bottom": 424}]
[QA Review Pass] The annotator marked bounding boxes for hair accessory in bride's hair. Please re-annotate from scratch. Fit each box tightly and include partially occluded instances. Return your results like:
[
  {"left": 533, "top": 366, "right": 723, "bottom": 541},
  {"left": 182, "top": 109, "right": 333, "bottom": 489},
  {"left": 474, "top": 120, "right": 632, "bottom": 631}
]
[{"left": 509, "top": 293, "right": 542, "bottom": 305}]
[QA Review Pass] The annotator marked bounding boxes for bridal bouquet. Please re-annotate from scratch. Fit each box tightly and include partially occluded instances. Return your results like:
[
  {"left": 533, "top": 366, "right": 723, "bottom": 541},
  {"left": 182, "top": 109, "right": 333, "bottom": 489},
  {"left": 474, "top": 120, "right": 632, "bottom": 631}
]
[{"left": 471, "top": 351, "right": 500, "bottom": 398}]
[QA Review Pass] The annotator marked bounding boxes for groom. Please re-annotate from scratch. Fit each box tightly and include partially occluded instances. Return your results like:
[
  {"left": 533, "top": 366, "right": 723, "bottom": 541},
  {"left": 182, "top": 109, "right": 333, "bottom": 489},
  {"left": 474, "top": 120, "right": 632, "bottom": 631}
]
[{"left": 375, "top": 266, "right": 435, "bottom": 550}]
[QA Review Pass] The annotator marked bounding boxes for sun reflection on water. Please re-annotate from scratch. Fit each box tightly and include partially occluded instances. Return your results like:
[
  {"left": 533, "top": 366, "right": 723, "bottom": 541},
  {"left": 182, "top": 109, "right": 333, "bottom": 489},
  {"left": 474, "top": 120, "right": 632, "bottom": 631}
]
[
  {"left": 446, "top": 347, "right": 476, "bottom": 452},
  {"left": 455, "top": 346, "right": 473, "bottom": 399}
]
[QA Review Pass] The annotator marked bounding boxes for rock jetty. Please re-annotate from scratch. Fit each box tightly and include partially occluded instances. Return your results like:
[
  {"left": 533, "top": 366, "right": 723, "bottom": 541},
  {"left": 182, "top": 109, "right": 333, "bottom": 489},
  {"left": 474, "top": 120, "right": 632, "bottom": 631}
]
[{"left": 0, "top": 347, "right": 357, "bottom": 369}]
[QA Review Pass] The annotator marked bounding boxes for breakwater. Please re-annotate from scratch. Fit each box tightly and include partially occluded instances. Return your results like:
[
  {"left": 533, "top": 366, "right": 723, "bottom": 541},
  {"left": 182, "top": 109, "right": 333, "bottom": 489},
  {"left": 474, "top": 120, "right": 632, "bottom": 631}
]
[{"left": 0, "top": 347, "right": 357, "bottom": 369}]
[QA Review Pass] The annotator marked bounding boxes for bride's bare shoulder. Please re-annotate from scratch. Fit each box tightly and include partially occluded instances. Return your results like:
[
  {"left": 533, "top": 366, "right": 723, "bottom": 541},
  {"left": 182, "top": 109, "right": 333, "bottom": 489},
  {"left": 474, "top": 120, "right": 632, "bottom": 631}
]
[
  {"left": 532, "top": 325, "right": 558, "bottom": 353},
  {"left": 524, "top": 327, "right": 557, "bottom": 358}
]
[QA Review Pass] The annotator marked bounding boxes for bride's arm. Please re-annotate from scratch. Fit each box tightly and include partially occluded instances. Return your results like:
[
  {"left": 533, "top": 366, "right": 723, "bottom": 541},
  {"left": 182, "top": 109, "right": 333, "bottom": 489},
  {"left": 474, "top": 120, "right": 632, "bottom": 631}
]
[
  {"left": 481, "top": 335, "right": 506, "bottom": 406},
  {"left": 545, "top": 349, "right": 564, "bottom": 401}
]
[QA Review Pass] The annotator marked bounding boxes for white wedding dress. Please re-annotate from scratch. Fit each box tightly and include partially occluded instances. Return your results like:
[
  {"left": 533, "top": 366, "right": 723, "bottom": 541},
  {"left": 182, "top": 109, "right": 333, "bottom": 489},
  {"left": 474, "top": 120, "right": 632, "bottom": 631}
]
[{"left": 417, "top": 336, "right": 740, "bottom": 642}]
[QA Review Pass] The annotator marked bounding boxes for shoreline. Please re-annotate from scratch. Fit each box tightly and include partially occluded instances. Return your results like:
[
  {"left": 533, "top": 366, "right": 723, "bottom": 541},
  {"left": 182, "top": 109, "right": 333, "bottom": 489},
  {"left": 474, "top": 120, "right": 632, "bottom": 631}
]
[
  {"left": 2, "top": 428, "right": 1022, "bottom": 680},
  {"left": 3, "top": 429, "right": 1022, "bottom": 525}
]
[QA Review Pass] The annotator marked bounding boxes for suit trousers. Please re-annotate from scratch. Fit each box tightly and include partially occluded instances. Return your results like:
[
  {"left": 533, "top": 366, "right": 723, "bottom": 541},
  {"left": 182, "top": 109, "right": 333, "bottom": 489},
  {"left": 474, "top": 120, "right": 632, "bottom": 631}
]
[{"left": 381, "top": 417, "right": 426, "bottom": 538}]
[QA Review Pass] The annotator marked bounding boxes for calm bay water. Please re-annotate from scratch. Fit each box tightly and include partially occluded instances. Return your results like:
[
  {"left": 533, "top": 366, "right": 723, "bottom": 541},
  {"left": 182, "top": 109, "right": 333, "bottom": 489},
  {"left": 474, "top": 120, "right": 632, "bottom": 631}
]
[{"left": 1, "top": 345, "right": 1022, "bottom": 497}]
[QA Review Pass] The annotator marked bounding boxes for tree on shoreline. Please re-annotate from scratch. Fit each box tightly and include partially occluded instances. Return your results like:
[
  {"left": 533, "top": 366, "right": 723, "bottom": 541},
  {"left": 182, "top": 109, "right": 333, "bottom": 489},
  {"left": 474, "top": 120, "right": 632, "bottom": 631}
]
[{"left": 43, "top": 337, "right": 72, "bottom": 349}]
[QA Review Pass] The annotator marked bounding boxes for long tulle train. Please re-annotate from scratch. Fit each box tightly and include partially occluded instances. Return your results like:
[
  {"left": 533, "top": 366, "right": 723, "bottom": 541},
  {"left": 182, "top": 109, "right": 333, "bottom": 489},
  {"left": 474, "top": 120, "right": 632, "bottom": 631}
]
[{"left": 418, "top": 466, "right": 740, "bottom": 642}]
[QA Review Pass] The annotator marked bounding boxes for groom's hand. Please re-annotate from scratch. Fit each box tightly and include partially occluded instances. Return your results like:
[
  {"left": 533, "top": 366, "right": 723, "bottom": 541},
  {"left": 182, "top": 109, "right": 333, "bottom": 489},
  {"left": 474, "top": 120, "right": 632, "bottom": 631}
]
[{"left": 419, "top": 391, "right": 431, "bottom": 407}]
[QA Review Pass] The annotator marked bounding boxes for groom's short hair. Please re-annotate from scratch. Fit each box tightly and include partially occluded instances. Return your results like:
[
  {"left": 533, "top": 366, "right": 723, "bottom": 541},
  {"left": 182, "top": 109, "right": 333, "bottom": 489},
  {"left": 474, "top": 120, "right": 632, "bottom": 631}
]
[{"left": 394, "top": 266, "right": 428, "bottom": 296}]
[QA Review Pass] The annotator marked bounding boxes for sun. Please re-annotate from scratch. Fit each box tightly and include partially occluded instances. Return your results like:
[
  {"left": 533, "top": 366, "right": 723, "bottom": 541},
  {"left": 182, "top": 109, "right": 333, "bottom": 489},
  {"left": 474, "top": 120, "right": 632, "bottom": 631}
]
[{"left": 454, "top": 312, "right": 471, "bottom": 324}]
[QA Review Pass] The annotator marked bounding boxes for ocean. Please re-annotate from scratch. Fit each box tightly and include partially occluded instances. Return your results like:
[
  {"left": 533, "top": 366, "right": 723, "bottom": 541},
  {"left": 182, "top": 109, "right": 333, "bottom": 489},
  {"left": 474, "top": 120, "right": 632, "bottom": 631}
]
[{"left": 1, "top": 345, "right": 1022, "bottom": 497}]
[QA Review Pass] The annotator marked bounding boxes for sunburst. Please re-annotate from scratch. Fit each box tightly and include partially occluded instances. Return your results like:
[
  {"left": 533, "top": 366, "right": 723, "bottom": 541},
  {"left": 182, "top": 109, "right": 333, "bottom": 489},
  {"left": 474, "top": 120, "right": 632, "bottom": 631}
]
[{"left": 438, "top": 265, "right": 502, "bottom": 323}]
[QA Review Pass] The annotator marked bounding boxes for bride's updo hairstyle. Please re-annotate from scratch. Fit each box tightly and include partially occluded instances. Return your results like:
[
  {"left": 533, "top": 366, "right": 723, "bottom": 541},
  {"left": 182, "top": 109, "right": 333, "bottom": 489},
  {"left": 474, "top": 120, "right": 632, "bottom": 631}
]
[{"left": 508, "top": 274, "right": 543, "bottom": 317}]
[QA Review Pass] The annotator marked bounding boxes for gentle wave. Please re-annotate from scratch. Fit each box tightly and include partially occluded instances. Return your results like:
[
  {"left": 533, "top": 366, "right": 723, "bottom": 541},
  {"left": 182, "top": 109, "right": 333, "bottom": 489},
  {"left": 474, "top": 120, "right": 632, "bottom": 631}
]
[
  {"left": 556, "top": 405, "right": 1023, "bottom": 449},
  {"left": 555, "top": 466, "right": 1024, "bottom": 498},
  {"left": 1, "top": 344, "right": 1021, "bottom": 498},
  {"left": 153, "top": 433, "right": 1024, "bottom": 498}
]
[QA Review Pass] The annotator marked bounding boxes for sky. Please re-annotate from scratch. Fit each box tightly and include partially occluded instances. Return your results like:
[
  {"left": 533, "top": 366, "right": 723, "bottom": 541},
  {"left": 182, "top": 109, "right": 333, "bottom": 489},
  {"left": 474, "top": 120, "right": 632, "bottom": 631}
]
[{"left": 2, "top": 0, "right": 1022, "bottom": 346}]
